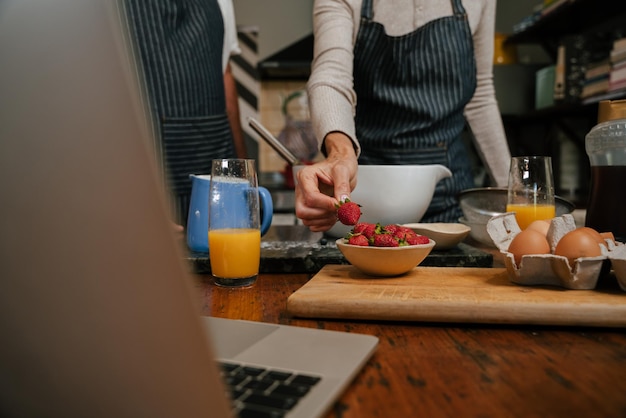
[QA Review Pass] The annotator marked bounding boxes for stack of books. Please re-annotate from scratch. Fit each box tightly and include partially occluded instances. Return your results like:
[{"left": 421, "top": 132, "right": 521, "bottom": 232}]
[
  {"left": 557, "top": 32, "right": 617, "bottom": 103},
  {"left": 609, "top": 37, "right": 626, "bottom": 93},
  {"left": 580, "top": 58, "right": 611, "bottom": 99},
  {"left": 554, "top": 34, "right": 612, "bottom": 103}
]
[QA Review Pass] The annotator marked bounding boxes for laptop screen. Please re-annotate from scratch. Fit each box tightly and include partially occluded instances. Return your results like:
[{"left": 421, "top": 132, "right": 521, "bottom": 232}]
[
  {"left": 0, "top": 1, "right": 232, "bottom": 416},
  {"left": 0, "top": 2, "right": 378, "bottom": 417}
]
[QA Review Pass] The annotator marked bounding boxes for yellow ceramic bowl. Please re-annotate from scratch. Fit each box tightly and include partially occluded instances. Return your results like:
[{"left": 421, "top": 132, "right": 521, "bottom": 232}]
[{"left": 336, "top": 238, "right": 435, "bottom": 277}]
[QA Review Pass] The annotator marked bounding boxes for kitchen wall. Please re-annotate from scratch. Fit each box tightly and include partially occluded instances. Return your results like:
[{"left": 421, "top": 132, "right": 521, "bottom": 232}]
[
  {"left": 232, "top": 0, "right": 550, "bottom": 174},
  {"left": 233, "top": 0, "right": 314, "bottom": 172},
  {"left": 233, "top": 0, "right": 313, "bottom": 60},
  {"left": 232, "top": 1, "right": 545, "bottom": 63},
  {"left": 495, "top": 1, "right": 549, "bottom": 64}
]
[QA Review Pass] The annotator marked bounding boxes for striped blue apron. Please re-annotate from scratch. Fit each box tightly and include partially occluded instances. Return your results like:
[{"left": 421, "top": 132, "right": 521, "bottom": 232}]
[
  {"left": 123, "top": 0, "right": 236, "bottom": 225},
  {"left": 354, "top": 0, "right": 476, "bottom": 222}
]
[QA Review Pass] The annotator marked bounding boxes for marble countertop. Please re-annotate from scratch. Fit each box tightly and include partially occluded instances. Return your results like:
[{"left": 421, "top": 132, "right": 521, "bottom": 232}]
[{"left": 188, "top": 225, "right": 493, "bottom": 275}]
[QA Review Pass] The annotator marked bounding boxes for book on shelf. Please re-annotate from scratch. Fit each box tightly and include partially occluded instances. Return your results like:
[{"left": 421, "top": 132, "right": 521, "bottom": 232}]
[
  {"left": 613, "top": 37, "right": 626, "bottom": 52},
  {"left": 612, "top": 59, "right": 626, "bottom": 71},
  {"left": 586, "top": 73, "right": 611, "bottom": 85},
  {"left": 577, "top": 35, "right": 626, "bottom": 103},
  {"left": 553, "top": 31, "right": 615, "bottom": 104},
  {"left": 608, "top": 78, "right": 626, "bottom": 93},
  {"left": 610, "top": 65, "right": 626, "bottom": 84},
  {"left": 554, "top": 35, "right": 594, "bottom": 103},
  {"left": 585, "top": 58, "right": 611, "bottom": 80},
  {"left": 581, "top": 77, "right": 610, "bottom": 99},
  {"left": 611, "top": 48, "right": 626, "bottom": 64}
]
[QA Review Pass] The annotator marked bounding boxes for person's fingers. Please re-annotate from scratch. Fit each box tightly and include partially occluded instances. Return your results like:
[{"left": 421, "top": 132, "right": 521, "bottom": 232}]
[
  {"left": 296, "top": 165, "right": 339, "bottom": 212},
  {"left": 329, "top": 163, "right": 353, "bottom": 203},
  {"left": 300, "top": 214, "right": 337, "bottom": 232},
  {"left": 295, "top": 188, "right": 336, "bottom": 227},
  {"left": 302, "top": 216, "right": 336, "bottom": 228},
  {"left": 294, "top": 159, "right": 357, "bottom": 232},
  {"left": 295, "top": 195, "right": 337, "bottom": 231}
]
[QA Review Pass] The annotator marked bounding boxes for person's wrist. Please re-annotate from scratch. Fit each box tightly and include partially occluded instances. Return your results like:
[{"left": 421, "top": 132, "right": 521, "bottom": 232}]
[{"left": 323, "top": 132, "right": 357, "bottom": 159}]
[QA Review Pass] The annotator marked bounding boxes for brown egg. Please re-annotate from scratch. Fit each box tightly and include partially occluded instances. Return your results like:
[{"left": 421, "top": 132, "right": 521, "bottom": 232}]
[
  {"left": 554, "top": 228, "right": 603, "bottom": 268},
  {"left": 526, "top": 219, "right": 551, "bottom": 236},
  {"left": 507, "top": 229, "right": 551, "bottom": 266},
  {"left": 578, "top": 227, "right": 604, "bottom": 245}
]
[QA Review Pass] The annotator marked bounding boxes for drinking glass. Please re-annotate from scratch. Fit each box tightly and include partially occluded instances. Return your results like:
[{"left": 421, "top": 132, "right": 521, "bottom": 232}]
[
  {"left": 208, "top": 159, "right": 270, "bottom": 287},
  {"left": 506, "top": 156, "right": 556, "bottom": 230}
]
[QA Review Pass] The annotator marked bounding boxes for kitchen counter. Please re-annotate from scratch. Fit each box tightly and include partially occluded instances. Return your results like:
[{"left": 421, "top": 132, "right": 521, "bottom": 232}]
[
  {"left": 190, "top": 172, "right": 495, "bottom": 274},
  {"left": 197, "top": 272, "right": 626, "bottom": 418},
  {"left": 188, "top": 225, "right": 494, "bottom": 274}
]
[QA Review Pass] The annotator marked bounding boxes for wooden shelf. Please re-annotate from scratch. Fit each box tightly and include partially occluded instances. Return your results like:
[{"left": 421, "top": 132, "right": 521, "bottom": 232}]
[
  {"left": 503, "top": 0, "right": 626, "bottom": 110},
  {"left": 507, "top": 0, "right": 626, "bottom": 45},
  {"left": 581, "top": 89, "right": 626, "bottom": 105},
  {"left": 501, "top": 0, "right": 626, "bottom": 205},
  {"left": 501, "top": 102, "right": 596, "bottom": 122}
]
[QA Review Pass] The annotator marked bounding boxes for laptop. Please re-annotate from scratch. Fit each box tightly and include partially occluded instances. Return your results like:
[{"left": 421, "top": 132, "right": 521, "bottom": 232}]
[{"left": 0, "top": 1, "right": 378, "bottom": 417}]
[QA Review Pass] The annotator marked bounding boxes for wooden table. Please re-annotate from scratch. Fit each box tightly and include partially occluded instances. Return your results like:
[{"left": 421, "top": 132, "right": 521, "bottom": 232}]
[{"left": 194, "top": 269, "right": 626, "bottom": 418}]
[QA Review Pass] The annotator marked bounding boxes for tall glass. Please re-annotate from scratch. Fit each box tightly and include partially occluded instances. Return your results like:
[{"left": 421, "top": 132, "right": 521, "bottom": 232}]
[
  {"left": 506, "top": 156, "right": 556, "bottom": 230},
  {"left": 208, "top": 159, "right": 264, "bottom": 288}
]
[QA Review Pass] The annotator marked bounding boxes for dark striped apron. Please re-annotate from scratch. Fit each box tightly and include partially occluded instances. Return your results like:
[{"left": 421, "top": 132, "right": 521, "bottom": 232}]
[
  {"left": 353, "top": 0, "right": 476, "bottom": 222},
  {"left": 123, "top": 0, "right": 236, "bottom": 225}
]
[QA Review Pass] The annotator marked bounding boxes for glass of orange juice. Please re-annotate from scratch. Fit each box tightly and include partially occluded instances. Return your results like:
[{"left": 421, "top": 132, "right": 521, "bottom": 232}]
[
  {"left": 506, "top": 156, "right": 556, "bottom": 230},
  {"left": 208, "top": 159, "right": 270, "bottom": 288}
]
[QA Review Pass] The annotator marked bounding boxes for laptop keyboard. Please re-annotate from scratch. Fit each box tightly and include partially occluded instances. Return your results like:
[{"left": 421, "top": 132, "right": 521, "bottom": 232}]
[{"left": 218, "top": 361, "right": 322, "bottom": 418}]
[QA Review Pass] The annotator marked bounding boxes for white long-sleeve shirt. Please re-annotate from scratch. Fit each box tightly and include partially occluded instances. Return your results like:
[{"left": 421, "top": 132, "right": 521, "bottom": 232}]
[
  {"left": 218, "top": 0, "right": 241, "bottom": 72},
  {"left": 307, "top": 0, "right": 511, "bottom": 186}
]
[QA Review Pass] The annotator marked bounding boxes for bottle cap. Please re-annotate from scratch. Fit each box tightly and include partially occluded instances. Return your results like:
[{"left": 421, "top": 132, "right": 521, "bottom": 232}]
[{"left": 597, "top": 99, "right": 626, "bottom": 123}]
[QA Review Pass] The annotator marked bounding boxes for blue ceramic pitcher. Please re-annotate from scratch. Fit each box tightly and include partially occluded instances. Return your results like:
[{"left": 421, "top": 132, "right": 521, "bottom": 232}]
[{"left": 187, "top": 174, "right": 273, "bottom": 252}]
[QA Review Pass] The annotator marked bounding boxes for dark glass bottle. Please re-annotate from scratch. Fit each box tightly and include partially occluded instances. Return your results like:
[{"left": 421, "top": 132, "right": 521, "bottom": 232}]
[{"left": 585, "top": 100, "right": 626, "bottom": 243}]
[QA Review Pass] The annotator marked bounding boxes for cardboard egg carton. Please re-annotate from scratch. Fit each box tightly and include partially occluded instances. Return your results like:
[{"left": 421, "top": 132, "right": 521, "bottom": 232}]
[
  {"left": 610, "top": 245, "right": 626, "bottom": 291},
  {"left": 486, "top": 213, "right": 626, "bottom": 290}
]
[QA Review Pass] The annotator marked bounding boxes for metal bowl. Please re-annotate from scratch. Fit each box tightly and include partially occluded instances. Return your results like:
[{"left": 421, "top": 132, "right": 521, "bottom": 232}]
[
  {"left": 458, "top": 187, "right": 575, "bottom": 224},
  {"left": 458, "top": 216, "right": 495, "bottom": 248}
]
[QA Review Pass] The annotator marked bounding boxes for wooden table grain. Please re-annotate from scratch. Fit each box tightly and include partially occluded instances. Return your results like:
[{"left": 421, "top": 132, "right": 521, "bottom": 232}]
[{"left": 194, "top": 271, "right": 626, "bottom": 418}]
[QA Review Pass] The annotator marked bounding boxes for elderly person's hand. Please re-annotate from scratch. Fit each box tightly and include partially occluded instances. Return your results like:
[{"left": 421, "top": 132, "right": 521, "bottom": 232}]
[{"left": 295, "top": 132, "right": 358, "bottom": 232}]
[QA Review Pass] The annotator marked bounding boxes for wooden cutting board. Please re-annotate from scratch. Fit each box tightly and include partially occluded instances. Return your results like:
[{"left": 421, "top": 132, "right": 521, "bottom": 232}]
[{"left": 287, "top": 265, "right": 626, "bottom": 327}]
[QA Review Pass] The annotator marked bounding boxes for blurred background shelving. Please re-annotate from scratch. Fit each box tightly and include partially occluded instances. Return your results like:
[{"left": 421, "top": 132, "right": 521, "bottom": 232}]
[{"left": 496, "top": 0, "right": 626, "bottom": 208}]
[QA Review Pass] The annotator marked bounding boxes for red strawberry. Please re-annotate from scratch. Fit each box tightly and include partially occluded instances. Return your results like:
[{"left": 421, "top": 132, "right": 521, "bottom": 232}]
[
  {"left": 347, "top": 233, "right": 369, "bottom": 246},
  {"left": 372, "top": 233, "right": 399, "bottom": 247},
  {"left": 353, "top": 222, "right": 377, "bottom": 239},
  {"left": 406, "top": 234, "right": 430, "bottom": 245},
  {"left": 398, "top": 225, "right": 417, "bottom": 235},
  {"left": 391, "top": 226, "right": 416, "bottom": 241},
  {"left": 382, "top": 224, "right": 401, "bottom": 235},
  {"left": 336, "top": 198, "right": 362, "bottom": 226}
]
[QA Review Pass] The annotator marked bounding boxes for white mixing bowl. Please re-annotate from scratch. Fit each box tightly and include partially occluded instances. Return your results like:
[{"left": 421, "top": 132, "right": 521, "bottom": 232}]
[{"left": 294, "top": 164, "right": 452, "bottom": 238}]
